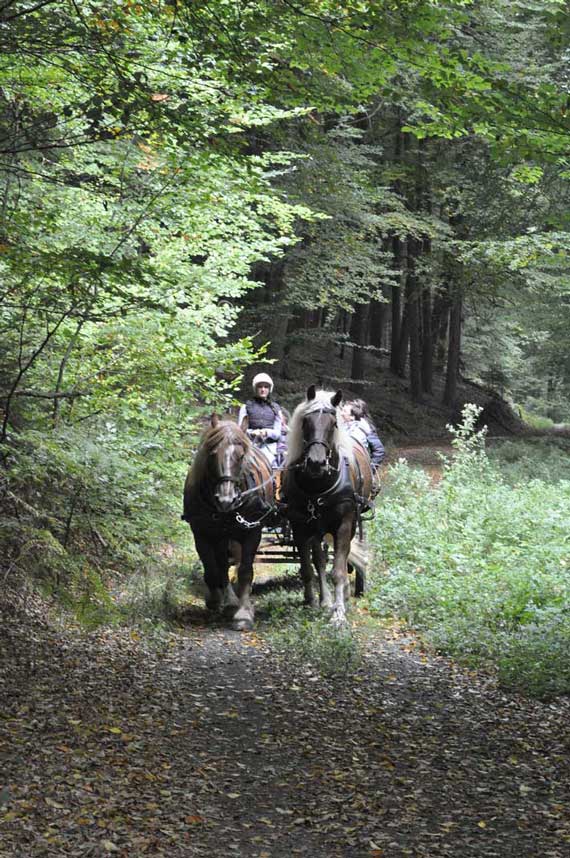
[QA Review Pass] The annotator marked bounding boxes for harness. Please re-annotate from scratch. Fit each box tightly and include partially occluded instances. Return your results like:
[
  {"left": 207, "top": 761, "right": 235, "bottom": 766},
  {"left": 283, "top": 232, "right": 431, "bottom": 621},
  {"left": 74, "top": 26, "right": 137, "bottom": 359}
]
[
  {"left": 283, "top": 401, "right": 370, "bottom": 527},
  {"left": 182, "top": 453, "right": 277, "bottom": 532}
]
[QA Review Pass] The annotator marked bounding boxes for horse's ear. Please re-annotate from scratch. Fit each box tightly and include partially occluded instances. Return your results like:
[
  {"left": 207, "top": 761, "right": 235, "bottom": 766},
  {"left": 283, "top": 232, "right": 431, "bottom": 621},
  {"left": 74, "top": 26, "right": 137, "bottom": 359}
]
[
  {"left": 210, "top": 413, "right": 220, "bottom": 427},
  {"left": 331, "top": 390, "right": 342, "bottom": 408},
  {"left": 306, "top": 385, "right": 316, "bottom": 401}
]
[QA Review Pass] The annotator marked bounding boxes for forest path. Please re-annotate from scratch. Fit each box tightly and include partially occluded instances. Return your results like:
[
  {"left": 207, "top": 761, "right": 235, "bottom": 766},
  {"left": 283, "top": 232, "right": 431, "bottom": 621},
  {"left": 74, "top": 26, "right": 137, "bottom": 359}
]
[
  {"left": 2, "top": 437, "right": 570, "bottom": 857},
  {"left": 2, "top": 592, "right": 570, "bottom": 858}
]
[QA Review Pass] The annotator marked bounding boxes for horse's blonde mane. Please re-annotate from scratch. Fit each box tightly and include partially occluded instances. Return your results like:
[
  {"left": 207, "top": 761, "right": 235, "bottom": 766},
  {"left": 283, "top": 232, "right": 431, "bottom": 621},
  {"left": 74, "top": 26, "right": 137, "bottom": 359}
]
[
  {"left": 285, "top": 390, "right": 354, "bottom": 466},
  {"left": 188, "top": 421, "right": 251, "bottom": 487}
]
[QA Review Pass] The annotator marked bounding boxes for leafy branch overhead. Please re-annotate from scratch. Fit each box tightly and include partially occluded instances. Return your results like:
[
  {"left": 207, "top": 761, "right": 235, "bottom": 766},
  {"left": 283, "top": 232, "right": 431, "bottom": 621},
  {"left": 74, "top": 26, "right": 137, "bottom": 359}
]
[{"left": 2, "top": 0, "right": 570, "bottom": 597}]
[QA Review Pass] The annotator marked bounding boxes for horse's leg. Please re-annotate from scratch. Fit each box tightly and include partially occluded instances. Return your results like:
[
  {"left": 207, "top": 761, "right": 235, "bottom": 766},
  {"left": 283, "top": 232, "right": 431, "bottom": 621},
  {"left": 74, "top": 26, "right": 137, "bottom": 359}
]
[
  {"left": 312, "top": 540, "right": 332, "bottom": 610},
  {"left": 228, "top": 540, "right": 241, "bottom": 585},
  {"left": 216, "top": 539, "right": 239, "bottom": 615},
  {"left": 330, "top": 514, "right": 355, "bottom": 625},
  {"left": 295, "top": 530, "right": 318, "bottom": 608},
  {"left": 232, "top": 530, "right": 262, "bottom": 632},
  {"left": 193, "top": 531, "right": 226, "bottom": 612}
]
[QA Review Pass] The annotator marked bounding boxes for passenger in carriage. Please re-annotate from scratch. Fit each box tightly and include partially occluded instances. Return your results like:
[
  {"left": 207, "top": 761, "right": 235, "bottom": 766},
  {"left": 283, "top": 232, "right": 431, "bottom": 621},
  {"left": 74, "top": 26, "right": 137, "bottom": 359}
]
[
  {"left": 275, "top": 407, "right": 290, "bottom": 469},
  {"left": 238, "top": 373, "right": 282, "bottom": 467},
  {"left": 341, "top": 398, "right": 385, "bottom": 484}
]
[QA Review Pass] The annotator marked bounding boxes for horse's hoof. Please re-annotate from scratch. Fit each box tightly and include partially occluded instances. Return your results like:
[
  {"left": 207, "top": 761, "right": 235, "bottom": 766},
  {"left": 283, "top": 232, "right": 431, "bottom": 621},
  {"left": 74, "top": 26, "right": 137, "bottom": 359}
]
[
  {"left": 232, "top": 606, "right": 254, "bottom": 631},
  {"left": 232, "top": 617, "right": 254, "bottom": 632}
]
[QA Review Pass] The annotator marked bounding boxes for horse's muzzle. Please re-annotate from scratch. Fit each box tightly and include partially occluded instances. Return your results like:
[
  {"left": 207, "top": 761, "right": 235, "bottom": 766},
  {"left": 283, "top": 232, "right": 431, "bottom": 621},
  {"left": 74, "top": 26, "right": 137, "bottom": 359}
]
[
  {"left": 214, "top": 489, "right": 242, "bottom": 513},
  {"left": 304, "top": 455, "right": 325, "bottom": 476}
]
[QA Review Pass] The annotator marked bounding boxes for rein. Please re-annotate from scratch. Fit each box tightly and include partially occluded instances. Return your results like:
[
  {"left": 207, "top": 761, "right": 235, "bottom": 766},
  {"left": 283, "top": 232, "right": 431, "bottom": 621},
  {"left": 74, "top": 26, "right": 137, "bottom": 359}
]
[
  {"left": 211, "top": 468, "right": 273, "bottom": 497},
  {"left": 238, "top": 470, "right": 275, "bottom": 498},
  {"left": 194, "top": 459, "right": 276, "bottom": 529}
]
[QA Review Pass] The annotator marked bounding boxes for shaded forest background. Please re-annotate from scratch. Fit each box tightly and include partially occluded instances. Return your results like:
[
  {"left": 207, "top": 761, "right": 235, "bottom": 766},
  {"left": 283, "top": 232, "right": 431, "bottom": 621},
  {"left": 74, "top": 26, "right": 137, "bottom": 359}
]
[{"left": 2, "top": 0, "right": 570, "bottom": 606}]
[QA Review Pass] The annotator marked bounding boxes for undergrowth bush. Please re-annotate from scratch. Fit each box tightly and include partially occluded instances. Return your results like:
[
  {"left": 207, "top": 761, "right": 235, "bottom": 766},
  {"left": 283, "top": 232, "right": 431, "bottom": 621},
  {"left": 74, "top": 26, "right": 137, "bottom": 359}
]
[
  {"left": 517, "top": 405, "right": 555, "bottom": 431},
  {"left": 117, "top": 558, "right": 197, "bottom": 627},
  {"left": 489, "top": 437, "right": 570, "bottom": 484},
  {"left": 1, "top": 422, "right": 194, "bottom": 628},
  {"left": 261, "top": 590, "right": 361, "bottom": 677},
  {"left": 59, "top": 565, "right": 121, "bottom": 630},
  {"left": 368, "top": 405, "right": 570, "bottom": 698}
]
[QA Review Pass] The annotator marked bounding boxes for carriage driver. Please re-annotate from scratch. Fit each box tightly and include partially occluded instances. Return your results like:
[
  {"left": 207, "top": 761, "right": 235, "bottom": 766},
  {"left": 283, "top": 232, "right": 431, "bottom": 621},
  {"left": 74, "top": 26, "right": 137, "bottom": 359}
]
[{"left": 238, "top": 373, "right": 283, "bottom": 468}]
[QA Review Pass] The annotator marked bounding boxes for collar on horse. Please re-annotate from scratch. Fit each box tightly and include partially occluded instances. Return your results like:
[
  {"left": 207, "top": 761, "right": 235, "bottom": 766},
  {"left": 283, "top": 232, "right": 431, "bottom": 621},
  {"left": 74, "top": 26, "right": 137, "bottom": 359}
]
[{"left": 286, "top": 455, "right": 359, "bottom": 523}]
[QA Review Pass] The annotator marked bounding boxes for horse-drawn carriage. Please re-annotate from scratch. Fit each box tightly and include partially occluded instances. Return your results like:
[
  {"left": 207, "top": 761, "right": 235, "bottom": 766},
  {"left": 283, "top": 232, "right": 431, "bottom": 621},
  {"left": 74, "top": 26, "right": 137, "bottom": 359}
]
[
  {"left": 182, "top": 386, "right": 374, "bottom": 630},
  {"left": 255, "top": 508, "right": 368, "bottom": 594}
]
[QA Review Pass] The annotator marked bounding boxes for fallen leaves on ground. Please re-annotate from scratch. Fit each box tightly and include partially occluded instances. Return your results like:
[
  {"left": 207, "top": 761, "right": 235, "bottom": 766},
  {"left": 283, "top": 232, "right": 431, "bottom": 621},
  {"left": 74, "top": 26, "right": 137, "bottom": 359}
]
[{"left": 2, "top": 587, "right": 570, "bottom": 857}]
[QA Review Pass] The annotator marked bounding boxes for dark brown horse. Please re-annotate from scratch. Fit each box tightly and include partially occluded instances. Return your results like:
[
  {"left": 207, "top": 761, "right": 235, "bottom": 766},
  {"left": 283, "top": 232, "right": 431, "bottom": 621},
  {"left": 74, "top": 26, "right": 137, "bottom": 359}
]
[
  {"left": 182, "top": 416, "right": 275, "bottom": 630},
  {"left": 282, "top": 386, "right": 373, "bottom": 625}
]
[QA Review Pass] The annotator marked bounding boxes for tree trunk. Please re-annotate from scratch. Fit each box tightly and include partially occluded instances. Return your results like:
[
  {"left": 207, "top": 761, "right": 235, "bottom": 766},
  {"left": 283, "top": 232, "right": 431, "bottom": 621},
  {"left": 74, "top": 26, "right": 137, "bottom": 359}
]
[
  {"left": 407, "top": 238, "right": 422, "bottom": 402},
  {"left": 431, "top": 287, "right": 450, "bottom": 372},
  {"left": 390, "top": 236, "right": 403, "bottom": 373},
  {"left": 416, "top": 137, "right": 432, "bottom": 396},
  {"left": 390, "top": 119, "right": 405, "bottom": 375},
  {"left": 421, "top": 284, "right": 433, "bottom": 394},
  {"left": 337, "top": 310, "right": 349, "bottom": 360},
  {"left": 443, "top": 286, "right": 463, "bottom": 406},
  {"left": 369, "top": 298, "right": 388, "bottom": 350},
  {"left": 350, "top": 301, "right": 369, "bottom": 391},
  {"left": 394, "top": 233, "right": 414, "bottom": 376}
]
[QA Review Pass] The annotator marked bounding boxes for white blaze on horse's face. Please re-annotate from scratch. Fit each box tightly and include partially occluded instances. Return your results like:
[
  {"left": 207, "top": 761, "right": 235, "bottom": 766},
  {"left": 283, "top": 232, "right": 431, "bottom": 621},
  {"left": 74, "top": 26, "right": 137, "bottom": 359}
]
[{"left": 212, "top": 442, "right": 244, "bottom": 512}]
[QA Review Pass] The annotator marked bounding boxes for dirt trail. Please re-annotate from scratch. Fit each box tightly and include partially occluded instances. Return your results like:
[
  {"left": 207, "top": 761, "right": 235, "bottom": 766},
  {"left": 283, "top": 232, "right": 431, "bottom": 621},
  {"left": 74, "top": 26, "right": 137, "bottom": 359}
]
[
  {"left": 2, "top": 439, "right": 570, "bottom": 857},
  {"left": 2, "top": 592, "right": 570, "bottom": 858}
]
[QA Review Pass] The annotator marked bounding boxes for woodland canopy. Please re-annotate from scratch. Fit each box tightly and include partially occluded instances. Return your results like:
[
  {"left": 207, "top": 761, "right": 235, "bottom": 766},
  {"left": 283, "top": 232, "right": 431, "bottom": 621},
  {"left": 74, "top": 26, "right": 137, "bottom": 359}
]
[{"left": 1, "top": 0, "right": 570, "bottom": 597}]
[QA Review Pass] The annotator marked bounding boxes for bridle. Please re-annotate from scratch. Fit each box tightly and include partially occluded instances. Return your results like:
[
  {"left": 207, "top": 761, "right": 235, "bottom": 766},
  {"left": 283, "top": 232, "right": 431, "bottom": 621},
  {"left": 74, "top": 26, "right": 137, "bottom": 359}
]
[
  {"left": 301, "top": 404, "right": 339, "bottom": 475},
  {"left": 212, "top": 460, "right": 274, "bottom": 511},
  {"left": 213, "top": 474, "right": 242, "bottom": 510}
]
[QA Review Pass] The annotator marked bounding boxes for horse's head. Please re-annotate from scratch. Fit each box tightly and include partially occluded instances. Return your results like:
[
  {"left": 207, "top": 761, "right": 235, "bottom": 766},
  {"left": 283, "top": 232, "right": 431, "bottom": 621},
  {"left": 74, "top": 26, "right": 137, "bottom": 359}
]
[
  {"left": 206, "top": 415, "right": 250, "bottom": 512},
  {"left": 301, "top": 386, "right": 342, "bottom": 476}
]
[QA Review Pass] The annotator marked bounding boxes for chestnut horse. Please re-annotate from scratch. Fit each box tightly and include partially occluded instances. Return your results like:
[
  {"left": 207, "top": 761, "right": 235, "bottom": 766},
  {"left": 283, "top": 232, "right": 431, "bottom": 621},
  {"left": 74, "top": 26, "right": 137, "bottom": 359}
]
[
  {"left": 182, "top": 417, "right": 275, "bottom": 630},
  {"left": 282, "top": 386, "right": 373, "bottom": 625}
]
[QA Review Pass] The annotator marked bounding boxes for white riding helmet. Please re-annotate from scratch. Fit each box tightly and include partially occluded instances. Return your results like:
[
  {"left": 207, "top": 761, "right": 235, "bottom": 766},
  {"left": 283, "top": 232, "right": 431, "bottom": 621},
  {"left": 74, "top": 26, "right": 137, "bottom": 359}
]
[{"left": 252, "top": 372, "right": 274, "bottom": 393}]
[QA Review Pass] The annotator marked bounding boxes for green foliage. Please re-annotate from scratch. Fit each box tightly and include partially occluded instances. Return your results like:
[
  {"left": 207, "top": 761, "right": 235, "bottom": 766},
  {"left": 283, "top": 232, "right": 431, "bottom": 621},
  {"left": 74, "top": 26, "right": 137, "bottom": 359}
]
[
  {"left": 1, "top": 418, "right": 192, "bottom": 625},
  {"left": 262, "top": 590, "right": 361, "bottom": 677},
  {"left": 117, "top": 558, "right": 197, "bottom": 628},
  {"left": 368, "top": 409, "right": 570, "bottom": 698},
  {"left": 489, "top": 437, "right": 570, "bottom": 483},
  {"left": 0, "top": 0, "right": 324, "bottom": 597},
  {"left": 62, "top": 565, "right": 120, "bottom": 630},
  {"left": 3, "top": 0, "right": 570, "bottom": 629}
]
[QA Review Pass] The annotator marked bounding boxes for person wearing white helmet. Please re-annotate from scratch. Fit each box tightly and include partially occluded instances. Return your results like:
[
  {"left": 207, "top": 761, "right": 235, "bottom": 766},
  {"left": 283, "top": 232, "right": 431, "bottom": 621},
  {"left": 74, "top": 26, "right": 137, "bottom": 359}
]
[{"left": 238, "top": 372, "right": 283, "bottom": 467}]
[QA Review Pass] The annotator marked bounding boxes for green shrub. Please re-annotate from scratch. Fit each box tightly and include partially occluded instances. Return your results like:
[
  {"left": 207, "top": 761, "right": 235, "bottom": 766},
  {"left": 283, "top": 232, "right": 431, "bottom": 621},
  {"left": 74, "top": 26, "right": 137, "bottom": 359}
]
[
  {"left": 490, "top": 438, "right": 570, "bottom": 483},
  {"left": 261, "top": 590, "right": 361, "bottom": 677},
  {"left": 1, "top": 422, "right": 193, "bottom": 624},
  {"left": 368, "top": 405, "right": 570, "bottom": 698},
  {"left": 517, "top": 405, "right": 555, "bottom": 431},
  {"left": 39, "top": 561, "right": 120, "bottom": 630},
  {"left": 498, "top": 610, "right": 570, "bottom": 698},
  {"left": 116, "top": 556, "right": 198, "bottom": 626}
]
